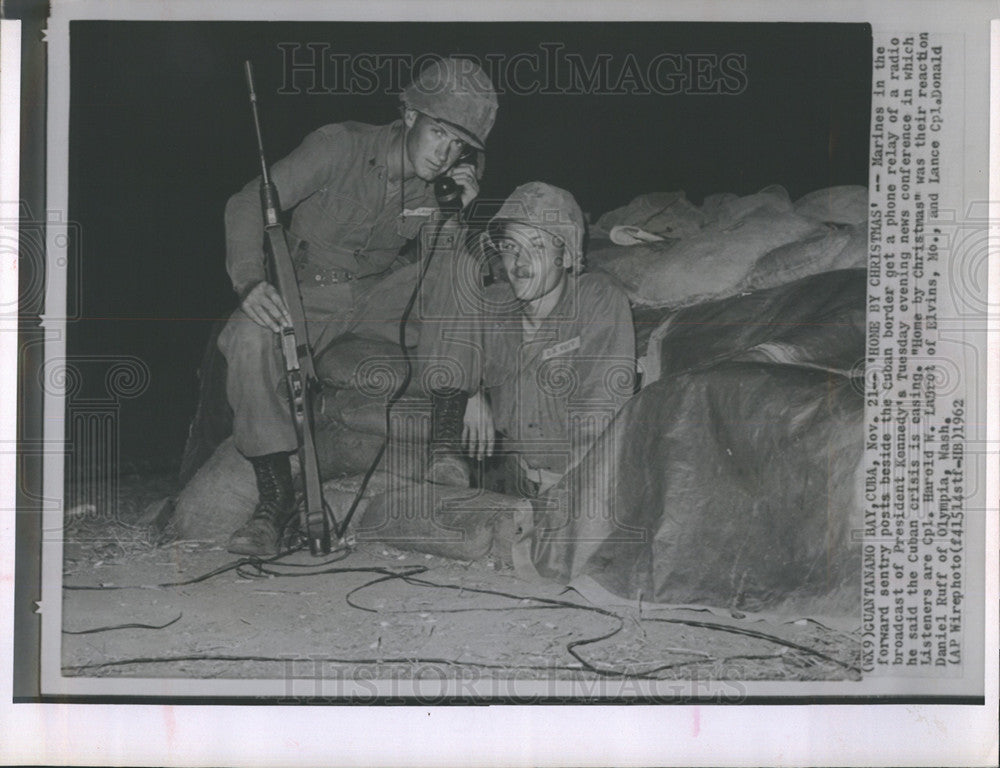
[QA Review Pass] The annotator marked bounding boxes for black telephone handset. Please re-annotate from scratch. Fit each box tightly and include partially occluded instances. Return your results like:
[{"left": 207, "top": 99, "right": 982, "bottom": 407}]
[{"left": 433, "top": 146, "right": 477, "bottom": 215}]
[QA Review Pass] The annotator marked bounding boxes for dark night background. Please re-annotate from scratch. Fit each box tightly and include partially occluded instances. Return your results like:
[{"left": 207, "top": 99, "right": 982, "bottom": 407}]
[{"left": 66, "top": 21, "right": 872, "bottom": 468}]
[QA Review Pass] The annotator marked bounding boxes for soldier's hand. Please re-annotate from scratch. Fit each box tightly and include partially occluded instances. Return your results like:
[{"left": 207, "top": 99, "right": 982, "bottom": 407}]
[
  {"left": 447, "top": 162, "right": 479, "bottom": 209},
  {"left": 462, "top": 390, "right": 495, "bottom": 461},
  {"left": 240, "top": 280, "right": 292, "bottom": 333}
]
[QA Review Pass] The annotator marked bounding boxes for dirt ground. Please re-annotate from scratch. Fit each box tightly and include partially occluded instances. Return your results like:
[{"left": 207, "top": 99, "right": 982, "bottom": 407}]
[{"left": 60, "top": 471, "right": 862, "bottom": 695}]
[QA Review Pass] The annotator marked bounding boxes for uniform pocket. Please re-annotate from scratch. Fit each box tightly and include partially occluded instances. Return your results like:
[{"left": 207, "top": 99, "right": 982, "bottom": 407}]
[{"left": 320, "top": 190, "right": 373, "bottom": 226}]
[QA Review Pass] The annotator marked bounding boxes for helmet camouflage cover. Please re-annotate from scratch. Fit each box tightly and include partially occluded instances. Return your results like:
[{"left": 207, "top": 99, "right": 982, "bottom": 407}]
[
  {"left": 491, "top": 182, "right": 586, "bottom": 274},
  {"left": 401, "top": 56, "right": 499, "bottom": 150}
]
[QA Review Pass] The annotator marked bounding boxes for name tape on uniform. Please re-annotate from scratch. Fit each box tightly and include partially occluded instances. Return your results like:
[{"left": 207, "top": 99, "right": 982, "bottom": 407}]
[{"left": 542, "top": 336, "right": 581, "bottom": 360}]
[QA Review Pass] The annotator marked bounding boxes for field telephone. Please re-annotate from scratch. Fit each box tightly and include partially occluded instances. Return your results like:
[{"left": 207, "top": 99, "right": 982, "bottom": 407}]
[{"left": 433, "top": 145, "right": 477, "bottom": 213}]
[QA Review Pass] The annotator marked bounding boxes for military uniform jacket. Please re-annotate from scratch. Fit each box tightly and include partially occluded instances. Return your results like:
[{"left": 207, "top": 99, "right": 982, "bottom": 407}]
[
  {"left": 225, "top": 120, "right": 438, "bottom": 297},
  {"left": 482, "top": 272, "right": 636, "bottom": 475}
]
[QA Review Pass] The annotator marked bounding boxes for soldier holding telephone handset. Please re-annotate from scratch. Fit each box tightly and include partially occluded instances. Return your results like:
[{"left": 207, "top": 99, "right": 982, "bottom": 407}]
[{"left": 219, "top": 57, "right": 498, "bottom": 556}]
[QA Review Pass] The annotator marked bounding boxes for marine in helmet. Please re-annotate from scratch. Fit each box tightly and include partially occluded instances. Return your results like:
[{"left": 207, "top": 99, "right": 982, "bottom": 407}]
[
  {"left": 219, "top": 57, "right": 498, "bottom": 555},
  {"left": 462, "top": 183, "right": 636, "bottom": 496}
]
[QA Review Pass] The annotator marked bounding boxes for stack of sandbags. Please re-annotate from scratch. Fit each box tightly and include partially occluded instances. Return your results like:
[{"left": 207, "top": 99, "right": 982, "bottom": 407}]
[
  {"left": 175, "top": 334, "right": 433, "bottom": 543},
  {"left": 744, "top": 185, "right": 868, "bottom": 290},
  {"left": 173, "top": 429, "right": 398, "bottom": 543},
  {"left": 174, "top": 440, "right": 523, "bottom": 559},
  {"left": 588, "top": 185, "right": 868, "bottom": 309}
]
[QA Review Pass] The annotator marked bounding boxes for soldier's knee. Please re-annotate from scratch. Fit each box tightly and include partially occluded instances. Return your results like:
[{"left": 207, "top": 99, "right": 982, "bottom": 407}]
[{"left": 218, "top": 313, "right": 275, "bottom": 365}]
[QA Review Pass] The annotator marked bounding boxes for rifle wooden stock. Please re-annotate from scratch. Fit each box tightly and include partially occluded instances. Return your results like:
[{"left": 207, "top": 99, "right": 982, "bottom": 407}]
[{"left": 245, "top": 60, "right": 331, "bottom": 555}]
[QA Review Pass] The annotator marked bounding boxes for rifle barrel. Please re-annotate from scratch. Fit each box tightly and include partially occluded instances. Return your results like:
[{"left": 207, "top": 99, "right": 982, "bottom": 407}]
[{"left": 244, "top": 60, "right": 271, "bottom": 188}]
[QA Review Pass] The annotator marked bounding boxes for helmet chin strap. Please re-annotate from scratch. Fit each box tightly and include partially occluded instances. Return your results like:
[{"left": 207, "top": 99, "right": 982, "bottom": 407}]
[{"left": 398, "top": 116, "right": 408, "bottom": 220}]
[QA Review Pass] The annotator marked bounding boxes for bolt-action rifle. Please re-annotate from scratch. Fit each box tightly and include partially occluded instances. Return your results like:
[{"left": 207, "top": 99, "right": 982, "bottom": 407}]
[{"left": 243, "top": 60, "right": 331, "bottom": 556}]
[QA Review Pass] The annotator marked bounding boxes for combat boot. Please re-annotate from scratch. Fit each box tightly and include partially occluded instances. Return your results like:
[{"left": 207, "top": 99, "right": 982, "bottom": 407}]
[
  {"left": 425, "top": 389, "right": 471, "bottom": 487},
  {"left": 228, "top": 452, "right": 297, "bottom": 556}
]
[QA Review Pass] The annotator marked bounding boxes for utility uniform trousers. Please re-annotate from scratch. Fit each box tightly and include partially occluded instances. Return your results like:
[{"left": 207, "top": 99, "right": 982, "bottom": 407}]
[{"left": 219, "top": 243, "right": 484, "bottom": 457}]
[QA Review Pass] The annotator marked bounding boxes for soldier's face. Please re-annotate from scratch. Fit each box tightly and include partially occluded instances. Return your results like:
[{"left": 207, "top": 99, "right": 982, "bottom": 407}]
[
  {"left": 496, "top": 223, "right": 566, "bottom": 303},
  {"left": 403, "top": 110, "right": 467, "bottom": 181}
]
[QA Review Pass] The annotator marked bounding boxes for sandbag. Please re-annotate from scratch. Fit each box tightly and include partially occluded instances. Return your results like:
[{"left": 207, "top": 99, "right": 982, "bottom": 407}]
[
  {"left": 175, "top": 422, "right": 391, "bottom": 542},
  {"left": 794, "top": 185, "right": 868, "bottom": 225},
  {"left": 594, "top": 190, "right": 705, "bottom": 240},
  {"left": 180, "top": 329, "right": 411, "bottom": 483},
  {"left": 840, "top": 220, "right": 869, "bottom": 267},
  {"left": 701, "top": 184, "right": 793, "bottom": 228},
  {"left": 315, "top": 334, "right": 408, "bottom": 391},
  {"left": 321, "top": 387, "right": 430, "bottom": 443},
  {"left": 359, "top": 482, "right": 528, "bottom": 563},
  {"left": 743, "top": 222, "right": 853, "bottom": 291},
  {"left": 313, "top": 418, "right": 389, "bottom": 476},
  {"left": 590, "top": 207, "right": 818, "bottom": 308},
  {"left": 174, "top": 436, "right": 259, "bottom": 541},
  {"left": 316, "top": 471, "right": 393, "bottom": 538}
]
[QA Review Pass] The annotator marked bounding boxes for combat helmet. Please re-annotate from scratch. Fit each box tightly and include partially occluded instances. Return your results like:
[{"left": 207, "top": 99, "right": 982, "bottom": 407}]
[{"left": 401, "top": 56, "right": 498, "bottom": 150}]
